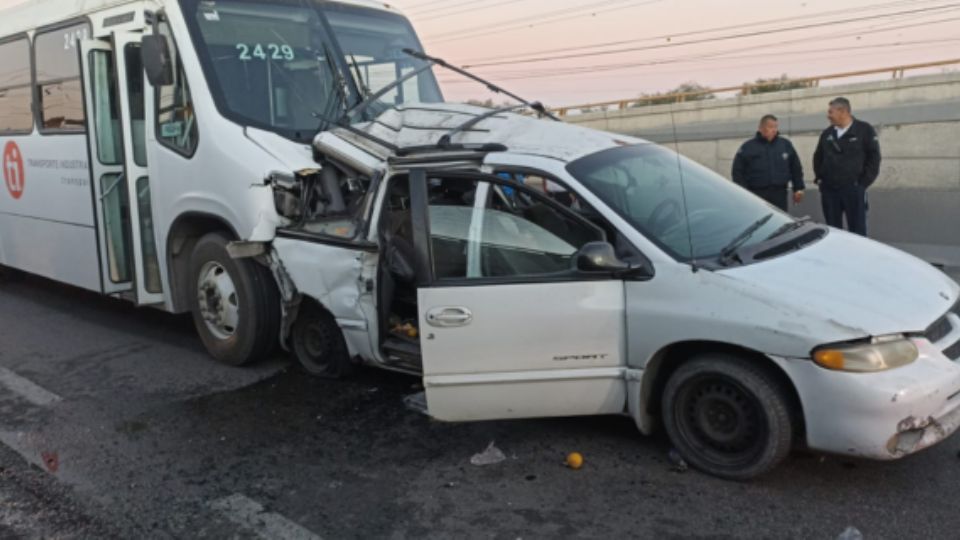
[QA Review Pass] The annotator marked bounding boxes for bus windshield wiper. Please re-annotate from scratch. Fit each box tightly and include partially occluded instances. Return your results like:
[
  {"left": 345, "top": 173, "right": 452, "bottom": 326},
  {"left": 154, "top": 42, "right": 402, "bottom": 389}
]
[
  {"left": 315, "top": 42, "right": 352, "bottom": 133},
  {"left": 341, "top": 61, "right": 437, "bottom": 124},
  {"left": 719, "top": 213, "right": 773, "bottom": 264},
  {"left": 402, "top": 49, "right": 560, "bottom": 122},
  {"left": 348, "top": 54, "right": 372, "bottom": 100}
]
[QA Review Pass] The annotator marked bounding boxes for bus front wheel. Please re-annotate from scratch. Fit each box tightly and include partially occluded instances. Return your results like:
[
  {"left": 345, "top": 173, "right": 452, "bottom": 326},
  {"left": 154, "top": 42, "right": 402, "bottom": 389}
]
[{"left": 188, "top": 232, "right": 280, "bottom": 366}]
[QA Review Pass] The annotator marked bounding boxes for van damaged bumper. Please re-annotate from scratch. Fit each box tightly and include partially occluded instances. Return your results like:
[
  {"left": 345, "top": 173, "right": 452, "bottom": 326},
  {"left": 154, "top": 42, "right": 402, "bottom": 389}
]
[
  {"left": 772, "top": 338, "right": 960, "bottom": 460},
  {"left": 888, "top": 406, "right": 960, "bottom": 457}
]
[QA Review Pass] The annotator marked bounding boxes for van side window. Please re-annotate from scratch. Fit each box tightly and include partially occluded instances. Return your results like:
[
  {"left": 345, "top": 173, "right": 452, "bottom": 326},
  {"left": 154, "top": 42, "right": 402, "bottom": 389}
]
[
  {"left": 497, "top": 171, "right": 642, "bottom": 262},
  {"left": 35, "top": 22, "right": 90, "bottom": 132},
  {"left": 426, "top": 177, "right": 602, "bottom": 280},
  {"left": 0, "top": 38, "right": 33, "bottom": 134},
  {"left": 155, "top": 20, "right": 198, "bottom": 156}
]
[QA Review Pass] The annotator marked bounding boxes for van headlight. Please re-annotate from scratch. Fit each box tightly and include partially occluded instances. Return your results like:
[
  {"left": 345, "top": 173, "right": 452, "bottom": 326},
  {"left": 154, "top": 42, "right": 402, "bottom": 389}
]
[{"left": 812, "top": 335, "right": 918, "bottom": 372}]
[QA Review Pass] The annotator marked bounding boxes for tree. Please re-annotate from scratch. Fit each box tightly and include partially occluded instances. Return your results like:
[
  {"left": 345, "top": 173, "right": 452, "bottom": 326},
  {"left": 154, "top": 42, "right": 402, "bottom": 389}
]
[
  {"left": 630, "top": 81, "right": 715, "bottom": 107},
  {"left": 745, "top": 74, "right": 812, "bottom": 94}
]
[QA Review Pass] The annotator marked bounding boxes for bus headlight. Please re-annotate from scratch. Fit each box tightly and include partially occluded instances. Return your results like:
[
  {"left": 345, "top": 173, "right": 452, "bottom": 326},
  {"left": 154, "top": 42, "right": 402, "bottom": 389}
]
[{"left": 812, "top": 335, "right": 918, "bottom": 372}]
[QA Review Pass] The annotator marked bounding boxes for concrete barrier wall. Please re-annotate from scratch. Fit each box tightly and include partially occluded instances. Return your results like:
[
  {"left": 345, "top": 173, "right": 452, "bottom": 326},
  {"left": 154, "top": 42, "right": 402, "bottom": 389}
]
[{"left": 565, "top": 73, "right": 960, "bottom": 268}]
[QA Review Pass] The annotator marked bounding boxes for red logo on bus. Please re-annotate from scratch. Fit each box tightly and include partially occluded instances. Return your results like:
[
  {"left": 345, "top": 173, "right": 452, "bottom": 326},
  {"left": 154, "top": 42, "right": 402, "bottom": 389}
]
[{"left": 3, "top": 141, "right": 25, "bottom": 200}]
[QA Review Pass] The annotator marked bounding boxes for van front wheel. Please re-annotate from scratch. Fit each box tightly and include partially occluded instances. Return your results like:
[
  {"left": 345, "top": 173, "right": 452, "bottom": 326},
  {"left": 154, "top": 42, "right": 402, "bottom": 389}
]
[
  {"left": 188, "top": 232, "right": 279, "bottom": 366},
  {"left": 662, "top": 354, "right": 794, "bottom": 480}
]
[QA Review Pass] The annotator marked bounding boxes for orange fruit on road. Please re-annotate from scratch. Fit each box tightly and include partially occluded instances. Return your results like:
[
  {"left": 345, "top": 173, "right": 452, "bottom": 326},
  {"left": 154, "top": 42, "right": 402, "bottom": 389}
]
[{"left": 565, "top": 452, "right": 584, "bottom": 470}]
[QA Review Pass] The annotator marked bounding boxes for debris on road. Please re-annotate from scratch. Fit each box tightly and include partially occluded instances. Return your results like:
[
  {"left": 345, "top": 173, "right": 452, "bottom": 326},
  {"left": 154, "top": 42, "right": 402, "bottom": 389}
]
[
  {"left": 40, "top": 451, "right": 58, "bottom": 473},
  {"left": 403, "top": 392, "right": 428, "bottom": 415},
  {"left": 837, "top": 526, "right": 863, "bottom": 540},
  {"left": 565, "top": 452, "right": 584, "bottom": 470},
  {"left": 668, "top": 449, "right": 688, "bottom": 473},
  {"left": 470, "top": 441, "right": 506, "bottom": 466}
]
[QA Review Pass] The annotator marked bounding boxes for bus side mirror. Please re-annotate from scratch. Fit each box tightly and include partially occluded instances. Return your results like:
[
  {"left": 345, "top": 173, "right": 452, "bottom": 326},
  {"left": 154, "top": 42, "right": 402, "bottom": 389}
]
[{"left": 142, "top": 35, "right": 173, "bottom": 86}]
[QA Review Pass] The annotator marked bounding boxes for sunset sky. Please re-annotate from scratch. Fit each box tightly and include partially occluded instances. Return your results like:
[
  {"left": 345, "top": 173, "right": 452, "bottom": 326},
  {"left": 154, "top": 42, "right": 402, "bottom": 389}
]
[
  {"left": 391, "top": 0, "right": 960, "bottom": 107},
  {"left": 2, "top": 0, "right": 957, "bottom": 108}
]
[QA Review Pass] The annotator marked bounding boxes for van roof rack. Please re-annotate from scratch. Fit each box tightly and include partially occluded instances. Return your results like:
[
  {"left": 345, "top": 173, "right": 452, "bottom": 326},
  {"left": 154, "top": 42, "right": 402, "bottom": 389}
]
[{"left": 394, "top": 143, "right": 508, "bottom": 157}]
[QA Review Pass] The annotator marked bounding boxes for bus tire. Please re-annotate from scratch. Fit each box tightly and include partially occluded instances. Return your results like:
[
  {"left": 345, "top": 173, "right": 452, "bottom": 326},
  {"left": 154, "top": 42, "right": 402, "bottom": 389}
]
[
  {"left": 188, "top": 232, "right": 279, "bottom": 366},
  {"left": 661, "top": 353, "right": 793, "bottom": 480}
]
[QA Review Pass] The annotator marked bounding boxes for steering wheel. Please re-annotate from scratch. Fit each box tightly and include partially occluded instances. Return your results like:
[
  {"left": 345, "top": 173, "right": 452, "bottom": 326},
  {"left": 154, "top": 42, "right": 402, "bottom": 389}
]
[
  {"left": 647, "top": 199, "right": 683, "bottom": 235},
  {"left": 658, "top": 207, "right": 727, "bottom": 241}
]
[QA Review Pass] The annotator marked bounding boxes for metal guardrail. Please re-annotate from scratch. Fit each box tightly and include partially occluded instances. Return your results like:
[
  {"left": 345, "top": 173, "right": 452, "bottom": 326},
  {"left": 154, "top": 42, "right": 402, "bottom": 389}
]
[{"left": 552, "top": 58, "right": 960, "bottom": 117}]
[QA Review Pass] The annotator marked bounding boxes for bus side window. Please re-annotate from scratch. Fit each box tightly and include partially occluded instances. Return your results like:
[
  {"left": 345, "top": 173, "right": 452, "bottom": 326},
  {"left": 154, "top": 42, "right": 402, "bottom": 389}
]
[
  {"left": 34, "top": 22, "right": 90, "bottom": 132},
  {"left": 0, "top": 37, "right": 33, "bottom": 134},
  {"left": 155, "top": 20, "right": 198, "bottom": 156}
]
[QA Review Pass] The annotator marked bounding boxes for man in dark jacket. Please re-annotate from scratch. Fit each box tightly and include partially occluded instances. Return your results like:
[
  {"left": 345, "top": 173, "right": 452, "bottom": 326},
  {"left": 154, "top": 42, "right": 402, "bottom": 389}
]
[
  {"left": 813, "top": 97, "right": 881, "bottom": 236},
  {"left": 732, "top": 114, "right": 805, "bottom": 211}
]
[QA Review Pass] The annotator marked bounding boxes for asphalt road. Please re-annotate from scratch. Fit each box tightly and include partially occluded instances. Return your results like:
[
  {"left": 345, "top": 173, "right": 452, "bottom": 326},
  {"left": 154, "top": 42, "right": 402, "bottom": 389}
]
[{"left": 2, "top": 273, "right": 960, "bottom": 539}]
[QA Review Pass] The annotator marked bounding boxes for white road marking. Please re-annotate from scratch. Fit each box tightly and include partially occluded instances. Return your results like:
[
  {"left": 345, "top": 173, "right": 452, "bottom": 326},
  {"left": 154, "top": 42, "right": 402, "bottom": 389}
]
[
  {"left": 0, "top": 431, "right": 47, "bottom": 471},
  {"left": 210, "top": 494, "right": 322, "bottom": 540},
  {"left": 0, "top": 367, "right": 62, "bottom": 407}
]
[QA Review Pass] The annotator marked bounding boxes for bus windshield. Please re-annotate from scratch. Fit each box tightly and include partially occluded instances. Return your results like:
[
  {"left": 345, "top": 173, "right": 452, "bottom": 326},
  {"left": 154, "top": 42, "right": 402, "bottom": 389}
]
[{"left": 181, "top": 0, "right": 442, "bottom": 142}]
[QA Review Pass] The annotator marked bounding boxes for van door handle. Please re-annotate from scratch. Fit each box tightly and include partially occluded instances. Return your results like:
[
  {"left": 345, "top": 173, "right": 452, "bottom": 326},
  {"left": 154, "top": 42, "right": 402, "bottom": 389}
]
[{"left": 426, "top": 307, "right": 473, "bottom": 328}]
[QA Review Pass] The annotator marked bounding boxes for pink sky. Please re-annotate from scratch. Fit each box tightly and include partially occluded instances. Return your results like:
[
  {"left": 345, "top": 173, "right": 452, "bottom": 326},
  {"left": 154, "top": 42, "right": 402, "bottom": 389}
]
[
  {"left": 391, "top": 0, "right": 960, "bottom": 107},
  {"left": 2, "top": 0, "right": 956, "bottom": 108}
]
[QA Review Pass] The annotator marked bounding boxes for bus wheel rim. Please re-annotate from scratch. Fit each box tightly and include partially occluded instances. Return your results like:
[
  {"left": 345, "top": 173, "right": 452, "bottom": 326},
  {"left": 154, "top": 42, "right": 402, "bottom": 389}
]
[{"left": 197, "top": 261, "right": 239, "bottom": 340}]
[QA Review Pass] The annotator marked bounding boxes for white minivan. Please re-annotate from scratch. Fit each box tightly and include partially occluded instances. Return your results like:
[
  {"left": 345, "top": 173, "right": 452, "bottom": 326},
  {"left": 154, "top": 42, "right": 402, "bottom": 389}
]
[{"left": 270, "top": 100, "right": 960, "bottom": 480}]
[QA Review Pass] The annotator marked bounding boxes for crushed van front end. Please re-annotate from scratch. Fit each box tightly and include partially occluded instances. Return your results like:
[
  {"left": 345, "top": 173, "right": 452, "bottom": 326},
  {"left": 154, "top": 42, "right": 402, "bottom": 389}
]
[{"left": 774, "top": 338, "right": 960, "bottom": 460}]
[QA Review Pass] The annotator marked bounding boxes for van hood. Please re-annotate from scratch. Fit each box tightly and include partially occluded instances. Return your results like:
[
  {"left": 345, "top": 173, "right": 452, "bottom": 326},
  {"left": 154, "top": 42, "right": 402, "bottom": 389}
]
[{"left": 720, "top": 228, "right": 959, "bottom": 338}]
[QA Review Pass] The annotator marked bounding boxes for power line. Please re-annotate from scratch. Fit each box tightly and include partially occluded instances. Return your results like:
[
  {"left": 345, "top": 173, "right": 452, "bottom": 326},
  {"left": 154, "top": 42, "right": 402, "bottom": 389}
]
[
  {"left": 457, "top": 0, "right": 941, "bottom": 64},
  {"left": 459, "top": 2, "right": 960, "bottom": 68},
  {"left": 424, "top": 0, "right": 653, "bottom": 41},
  {"left": 415, "top": 0, "right": 521, "bottom": 22},
  {"left": 402, "top": 0, "right": 452, "bottom": 11},
  {"left": 451, "top": 9, "right": 960, "bottom": 80},
  {"left": 438, "top": 36, "right": 960, "bottom": 84},
  {"left": 407, "top": 0, "right": 477, "bottom": 16}
]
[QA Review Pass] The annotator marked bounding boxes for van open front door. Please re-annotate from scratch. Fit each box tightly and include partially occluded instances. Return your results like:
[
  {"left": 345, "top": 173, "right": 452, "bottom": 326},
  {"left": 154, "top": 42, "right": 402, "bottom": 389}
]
[
  {"left": 81, "top": 33, "right": 163, "bottom": 305},
  {"left": 406, "top": 169, "right": 628, "bottom": 422}
]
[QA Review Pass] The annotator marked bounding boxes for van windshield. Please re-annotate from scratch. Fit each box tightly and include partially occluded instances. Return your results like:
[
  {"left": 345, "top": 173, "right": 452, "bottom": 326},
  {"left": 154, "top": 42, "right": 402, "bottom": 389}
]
[
  {"left": 567, "top": 144, "right": 794, "bottom": 261},
  {"left": 180, "top": 0, "right": 441, "bottom": 142}
]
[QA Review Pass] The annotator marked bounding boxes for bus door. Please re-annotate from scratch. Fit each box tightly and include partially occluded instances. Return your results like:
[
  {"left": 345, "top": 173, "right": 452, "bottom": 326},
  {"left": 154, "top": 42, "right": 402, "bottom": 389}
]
[
  {"left": 113, "top": 31, "right": 164, "bottom": 305},
  {"left": 80, "top": 40, "right": 133, "bottom": 295}
]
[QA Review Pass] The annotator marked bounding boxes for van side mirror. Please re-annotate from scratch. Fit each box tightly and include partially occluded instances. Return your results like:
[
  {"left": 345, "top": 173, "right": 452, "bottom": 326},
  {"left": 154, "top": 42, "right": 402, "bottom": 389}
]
[
  {"left": 574, "top": 241, "right": 654, "bottom": 278},
  {"left": 142, "top": 35, "right": 173, "bottom": 86}
]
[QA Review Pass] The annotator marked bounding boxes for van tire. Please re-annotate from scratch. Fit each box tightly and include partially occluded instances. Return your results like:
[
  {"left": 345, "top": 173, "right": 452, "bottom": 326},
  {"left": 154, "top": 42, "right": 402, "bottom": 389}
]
[
  {"left": 291, "top": 303, "right": 354, "bottom": 379},
  {"left": 661, "top": 353, "right": 793, "bottom": 480},
  {"left": 188, "top": 232, "right": 279, "bottom": 366}
]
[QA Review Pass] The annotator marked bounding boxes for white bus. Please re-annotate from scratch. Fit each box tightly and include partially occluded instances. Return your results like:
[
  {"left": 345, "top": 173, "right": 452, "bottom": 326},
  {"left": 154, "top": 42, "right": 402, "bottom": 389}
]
[{"left": 0, "top": 0, "right": 441, "bottom": 364}]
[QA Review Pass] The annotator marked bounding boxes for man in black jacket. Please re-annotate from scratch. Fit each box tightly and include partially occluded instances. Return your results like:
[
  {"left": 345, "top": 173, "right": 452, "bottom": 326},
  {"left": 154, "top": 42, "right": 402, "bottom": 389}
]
[
  {"left": 732, "top": 114, "right": 805, "bottom": 211},
  {"left": 813, "top": 97, "right": 881, "bottom": 236}
]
